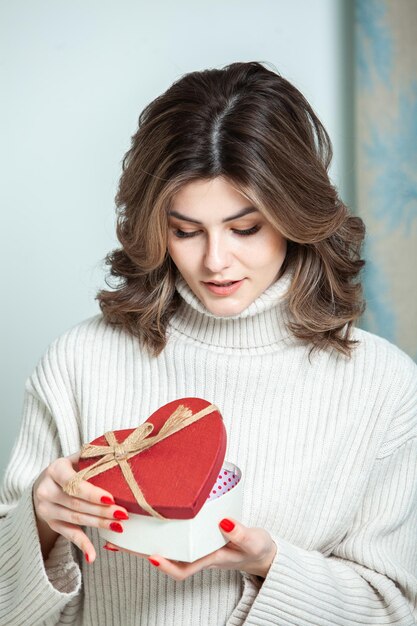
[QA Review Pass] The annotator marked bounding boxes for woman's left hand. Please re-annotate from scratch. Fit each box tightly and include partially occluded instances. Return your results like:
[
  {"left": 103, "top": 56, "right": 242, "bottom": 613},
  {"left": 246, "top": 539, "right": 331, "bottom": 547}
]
[{"left": 103, "top": 517, "right": 277, "bottom": 581}]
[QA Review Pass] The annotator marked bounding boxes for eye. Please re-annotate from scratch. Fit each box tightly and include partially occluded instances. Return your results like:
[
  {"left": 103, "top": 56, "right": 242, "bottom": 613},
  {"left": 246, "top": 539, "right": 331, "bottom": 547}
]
[
  {"left": 234, "top": 225, "right": 261, "bottom": 236},
  {"left": 172, "top": 229, "right": 197, "bottom": 239},
  {"left": 172, "top": 225, "right": 261, "bottom": 238}
]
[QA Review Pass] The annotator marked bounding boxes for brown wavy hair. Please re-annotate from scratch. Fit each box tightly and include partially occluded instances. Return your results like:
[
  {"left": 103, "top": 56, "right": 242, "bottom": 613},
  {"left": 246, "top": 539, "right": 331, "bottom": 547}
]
[{"left": 96, "top": 60, "right": 365, "bottom": 358}]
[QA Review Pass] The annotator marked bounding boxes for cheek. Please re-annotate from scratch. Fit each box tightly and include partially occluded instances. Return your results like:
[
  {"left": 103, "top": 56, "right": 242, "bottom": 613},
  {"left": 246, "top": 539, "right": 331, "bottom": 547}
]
[
  {"left": 167, "top": 237, "right": 181, "bottom": 260},
  {"left": 245, "top": 233, "right": 286, "bottom": 268},
  {"left": 274, "top": 236, "right": 287, "bottom": 261},
  {"left": 167, "top": 239, "right": 196, "bottom": 270}
]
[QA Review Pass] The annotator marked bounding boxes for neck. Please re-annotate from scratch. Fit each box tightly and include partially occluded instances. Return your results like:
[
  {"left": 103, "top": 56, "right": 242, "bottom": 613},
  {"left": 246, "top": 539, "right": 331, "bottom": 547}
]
[{"left": 168, "top": 268, "right": 295, "bottom": 351}]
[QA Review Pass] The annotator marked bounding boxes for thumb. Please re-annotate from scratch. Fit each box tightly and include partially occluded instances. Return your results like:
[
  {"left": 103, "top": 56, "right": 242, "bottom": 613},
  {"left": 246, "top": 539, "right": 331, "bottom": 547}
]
[{"left": 218, "top": 517, "right": 245, "bottom": 542}]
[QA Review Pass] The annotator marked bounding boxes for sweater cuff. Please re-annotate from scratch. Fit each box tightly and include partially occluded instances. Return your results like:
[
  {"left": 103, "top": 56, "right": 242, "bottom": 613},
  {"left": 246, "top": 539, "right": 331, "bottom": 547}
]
[
  {"left": 30, "top": 483, "right": 82, "bottom": 595},
  {"left": 242, "top": 535, "right": 412, "bottom": 626},
  {"left": 43, "top": 534, "right": 81, "bottom": 594},
  {"left": 0, "top": 484, "right": 81, "bottom": 624},
  {"left": 245, "top": 537, "right": 354, "bottom": 624},
  {"left": 244, "top": 537, "right": 305, "bottom": 624}
]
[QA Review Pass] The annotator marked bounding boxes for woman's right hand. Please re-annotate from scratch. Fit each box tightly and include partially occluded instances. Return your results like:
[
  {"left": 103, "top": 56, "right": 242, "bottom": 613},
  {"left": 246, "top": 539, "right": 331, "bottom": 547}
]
[{"left": 33, "top": 451, "right": 129, "bottom": 563}]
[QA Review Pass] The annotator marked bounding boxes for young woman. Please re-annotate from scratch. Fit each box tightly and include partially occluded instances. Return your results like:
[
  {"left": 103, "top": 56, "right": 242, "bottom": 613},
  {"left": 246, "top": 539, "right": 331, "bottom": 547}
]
[{"left": 1, "top": 61, "right": 416, "bottom": 626}]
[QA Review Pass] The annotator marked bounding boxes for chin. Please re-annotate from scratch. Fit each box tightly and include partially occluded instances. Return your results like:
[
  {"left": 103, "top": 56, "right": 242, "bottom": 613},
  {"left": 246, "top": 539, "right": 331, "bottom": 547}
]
[{"left": 207, "top": 300, "right": 247, "bottom": 317}]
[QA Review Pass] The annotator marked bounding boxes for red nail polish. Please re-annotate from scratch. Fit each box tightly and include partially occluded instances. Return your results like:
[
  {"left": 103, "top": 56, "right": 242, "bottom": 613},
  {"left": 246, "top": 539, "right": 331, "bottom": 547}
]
[
  {"left": 148, "top": 557, "right": 160, "bottom": 566},
  {"left": 219, "top": 518, "right": 235, "bottom": 532},
  {"left": 85, "top": 552, "right": 90, "bottom": 562},
  {"left": 113, "top": 510, "right": 129, "bottom": 520},
  {"left": 101, "top": 496, "right": 114, "bottom": 505},
  {"left": 103, "top": 544, "right": 119, "bottom": 551},
  {"left": 110, "top": 522, "right": 123, "bottom": 533}
]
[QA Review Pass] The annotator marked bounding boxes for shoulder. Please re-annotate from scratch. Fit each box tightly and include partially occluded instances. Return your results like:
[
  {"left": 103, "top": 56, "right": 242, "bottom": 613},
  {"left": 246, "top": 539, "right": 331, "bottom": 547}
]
[
  {"left": 350, "top": 326, "right": 417, "bottom": 457},
  {"left": 27, "top": 313, "right": 136, "bottom": 393},
  {"left": 350, "top": 326, "right": 417, "bottom": 380},
  {"left": 46, "top": 312, "right": 136, "bottom": 356}
]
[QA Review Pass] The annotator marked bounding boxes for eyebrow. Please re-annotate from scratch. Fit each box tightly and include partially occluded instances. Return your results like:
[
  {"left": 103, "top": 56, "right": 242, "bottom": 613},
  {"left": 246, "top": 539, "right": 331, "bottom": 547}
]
[{"left": 167, "top": 207, "right": 259, "bottom": 224}]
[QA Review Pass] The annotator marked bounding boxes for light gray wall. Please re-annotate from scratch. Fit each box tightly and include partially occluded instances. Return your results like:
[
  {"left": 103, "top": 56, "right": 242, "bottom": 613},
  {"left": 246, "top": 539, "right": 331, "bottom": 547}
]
[{"left": 0, "top": 0, "right": 353, "bottom": 477}]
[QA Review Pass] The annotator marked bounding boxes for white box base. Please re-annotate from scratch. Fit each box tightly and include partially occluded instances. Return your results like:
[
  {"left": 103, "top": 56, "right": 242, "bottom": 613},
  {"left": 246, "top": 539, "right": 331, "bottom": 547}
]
[{"left": 98, "top": 461, "right": 243, "bottom": 562}]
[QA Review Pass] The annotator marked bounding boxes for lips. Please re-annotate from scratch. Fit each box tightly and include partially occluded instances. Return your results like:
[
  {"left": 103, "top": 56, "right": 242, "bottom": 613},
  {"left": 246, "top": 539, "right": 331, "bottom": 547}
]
[
  {"left": 202, "top": 279, "right": 245, "bottom": 296},
  {"left": 204, "top": 280, "right": 239, "bottom": 285}
]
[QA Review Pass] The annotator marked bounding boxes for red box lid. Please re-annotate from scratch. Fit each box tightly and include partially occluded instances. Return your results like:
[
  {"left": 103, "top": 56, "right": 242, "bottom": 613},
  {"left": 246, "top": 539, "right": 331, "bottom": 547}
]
[{"left": 78, "top": 397, "right": 227, "bottom": 519}]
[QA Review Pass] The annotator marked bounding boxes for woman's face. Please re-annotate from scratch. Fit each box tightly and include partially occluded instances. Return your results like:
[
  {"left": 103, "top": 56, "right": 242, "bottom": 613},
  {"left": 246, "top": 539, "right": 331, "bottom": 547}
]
[{"left": 167, "top": 177, "right": 287, "bottom": 317}]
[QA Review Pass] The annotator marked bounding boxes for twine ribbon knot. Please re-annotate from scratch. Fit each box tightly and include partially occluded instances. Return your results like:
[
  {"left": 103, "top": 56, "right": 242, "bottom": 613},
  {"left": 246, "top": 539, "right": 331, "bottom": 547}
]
[
  {"left": 63, "top": 403, "right": 219, "bottom": 519},
  {"left": 114, "top": 444, "right": 129, "bottom": 461}
]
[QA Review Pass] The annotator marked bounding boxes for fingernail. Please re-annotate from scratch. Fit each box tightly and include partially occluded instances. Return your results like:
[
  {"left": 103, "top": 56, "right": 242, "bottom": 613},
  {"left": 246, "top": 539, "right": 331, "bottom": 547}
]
[
  {"left": 219, "top": 518, "right": 235, "bottom": 532},
  {"left": 148, "top": 557, "right": 160, "bottom": 567},
  {"left": 113, "top": 510, "right": 129, "bottom": 520},
  {"left": 110, "top": 522, "right": 124, "bottom": 533},
  {"left": 101, "top": 496, "right": 114, "bottom": 505},
  {"left": 85, "top": 552, "right": 90, "bottom": 562},
  {"left": 103, "top": 543, "right": 119, "bottom": 551}
]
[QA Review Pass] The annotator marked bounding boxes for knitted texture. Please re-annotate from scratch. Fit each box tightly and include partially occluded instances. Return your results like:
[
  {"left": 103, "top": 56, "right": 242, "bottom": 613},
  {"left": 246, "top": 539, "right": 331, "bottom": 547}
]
[{"left": 1, "top": 269, "right": 416, "bottom": 625}]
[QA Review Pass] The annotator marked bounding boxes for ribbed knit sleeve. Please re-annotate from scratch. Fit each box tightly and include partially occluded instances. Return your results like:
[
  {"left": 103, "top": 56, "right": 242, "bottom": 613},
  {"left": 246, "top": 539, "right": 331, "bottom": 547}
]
[
  {"left": 0, "top": 385, "right": 82, "bottom": 625},
  {"left": 242, "top": 360, "right": 417, "bottom": 626}
]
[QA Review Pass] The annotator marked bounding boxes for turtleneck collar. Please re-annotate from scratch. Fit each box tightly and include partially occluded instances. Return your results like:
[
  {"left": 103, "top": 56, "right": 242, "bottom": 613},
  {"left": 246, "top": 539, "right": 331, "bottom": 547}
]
[{"left": 167, "top": 267, "right": 295, "bottom": 352}]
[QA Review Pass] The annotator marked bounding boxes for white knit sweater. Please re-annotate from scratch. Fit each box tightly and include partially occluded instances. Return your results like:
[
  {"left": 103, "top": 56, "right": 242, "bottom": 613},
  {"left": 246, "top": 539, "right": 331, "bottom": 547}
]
[{"left": 1, "top": 269, "right": 417, "bottom": 626}]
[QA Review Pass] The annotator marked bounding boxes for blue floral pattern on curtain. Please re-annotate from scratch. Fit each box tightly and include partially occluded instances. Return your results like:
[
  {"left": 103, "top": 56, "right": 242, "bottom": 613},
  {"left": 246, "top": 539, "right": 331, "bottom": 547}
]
[{"left": 355, "top": 0, "right": 417, "bottom": 360}]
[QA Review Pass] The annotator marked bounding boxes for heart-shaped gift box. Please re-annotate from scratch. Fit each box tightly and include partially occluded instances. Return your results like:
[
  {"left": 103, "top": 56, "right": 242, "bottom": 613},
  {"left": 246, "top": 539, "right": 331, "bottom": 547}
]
[
  {"left": 66, "top": 397, "right": 243, "bottom": 561},
  {"left": 77, "top": 397, "right": 227, "bottom": 518}
]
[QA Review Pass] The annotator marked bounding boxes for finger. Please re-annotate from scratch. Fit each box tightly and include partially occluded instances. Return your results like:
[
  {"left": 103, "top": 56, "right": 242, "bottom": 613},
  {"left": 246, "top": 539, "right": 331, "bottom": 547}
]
[
  {"left": 102, "top": 543, "right": 120, "bottom": 552},
  {"left": 42, "top": 501, "right": 127, "bottom": 534},
  {"left": 218, "top": 517, "right": 252, "bottom": 550},
  {"left": 49, "top": 459, "right": 118, "bottom": 508},
  {"left": 145, "top": 547, "right": 238, "bottom": 580},
  {"left": 146, "top": 553, "right": 201, "bottom": 580},
  {"left": 37, "top": 470, "right": 128, "bottom": 523},
  {"left": 219, "top": 518, "right": 276, "bottom": 565},
  {"left": 173, "top": 543, "right": 246, "bottom": 572},
  {"left": 99, "top": 541, "right": 200, "bottom": 580},
  {"left": 53, "top": 487, "right": 129, "bottom": 521},
  {"left": 48, "top": 519, "right": 97, "bottom": 564},
  {"left": 101, "top": 541, "right": 150, "bottom": 556},
  {"left": 67, "top": 451, "right": 81, "bottom": 465}
]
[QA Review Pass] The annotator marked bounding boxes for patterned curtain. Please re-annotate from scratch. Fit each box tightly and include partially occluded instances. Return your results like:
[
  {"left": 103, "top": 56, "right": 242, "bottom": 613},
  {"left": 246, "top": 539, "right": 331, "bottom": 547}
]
[{"left": 355, "top": 0, "right": 417, "bottom": 360}]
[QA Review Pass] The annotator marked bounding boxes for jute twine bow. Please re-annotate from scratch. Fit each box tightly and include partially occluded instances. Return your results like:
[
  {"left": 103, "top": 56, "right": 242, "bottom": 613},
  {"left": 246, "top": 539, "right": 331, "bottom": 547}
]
[{"left": 63, "top": 403, "right": 219, "bottom": 519}]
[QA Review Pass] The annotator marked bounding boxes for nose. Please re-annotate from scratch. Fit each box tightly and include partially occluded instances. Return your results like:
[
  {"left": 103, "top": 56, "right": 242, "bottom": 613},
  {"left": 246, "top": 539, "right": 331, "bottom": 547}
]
[{"left": 203, "top": 232, "right": 232, "bottom": 273}]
